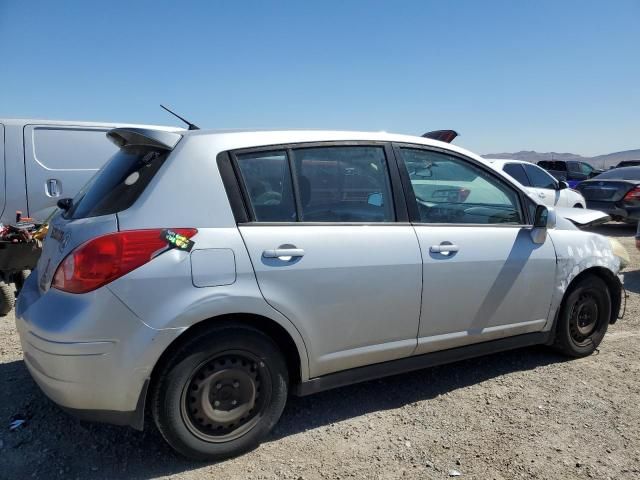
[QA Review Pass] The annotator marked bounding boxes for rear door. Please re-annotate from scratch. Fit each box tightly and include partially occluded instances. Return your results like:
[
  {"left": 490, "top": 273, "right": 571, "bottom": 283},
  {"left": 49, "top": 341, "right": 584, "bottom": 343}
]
[
  {"left": 234, "top": 143, "right": 422, "bottom": 378},
  {"left": 23, "top": 125, "right": 119, "bottom": 221},
  {"left": 394, "top": 145, "right": 557, "bottom": 354}
]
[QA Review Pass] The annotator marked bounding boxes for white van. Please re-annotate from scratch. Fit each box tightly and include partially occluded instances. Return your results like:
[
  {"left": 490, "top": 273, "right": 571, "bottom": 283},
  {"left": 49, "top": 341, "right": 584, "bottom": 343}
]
[{"left": 0, "top": 118, "right": 180, "bottom": 224}]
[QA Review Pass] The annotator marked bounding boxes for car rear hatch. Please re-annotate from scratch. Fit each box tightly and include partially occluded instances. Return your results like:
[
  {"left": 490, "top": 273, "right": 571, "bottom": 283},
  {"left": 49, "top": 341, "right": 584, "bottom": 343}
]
[
  {"left": 36, "top": 128, "right": 182, "bottom": 293},
  {"left": 578, "top": 180, "right": 639, "bottom": 202}
]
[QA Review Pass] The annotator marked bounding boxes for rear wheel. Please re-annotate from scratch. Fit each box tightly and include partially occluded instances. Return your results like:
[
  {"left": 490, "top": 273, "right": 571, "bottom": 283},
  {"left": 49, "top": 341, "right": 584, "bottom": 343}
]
[
  {"left": 553, "top": 275, "right": 611, "bottom": 357},
  {"left": 573, "top": 204, "right": 584, "bottom": 208},
  {"left": 0, "top": 282, "right": 15, "bottom": 316},
  {"left": 152, "top": 325, "right": 289, "bottom": 461}
]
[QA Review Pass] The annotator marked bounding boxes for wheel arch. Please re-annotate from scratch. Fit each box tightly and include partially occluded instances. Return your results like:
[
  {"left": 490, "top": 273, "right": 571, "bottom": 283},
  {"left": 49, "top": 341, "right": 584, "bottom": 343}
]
[
  {"left": 149, "top": 313, "right": 307, "bottom": 399},
  {"left": 561, "top": 266, "right": 622, "bottom": 325}
]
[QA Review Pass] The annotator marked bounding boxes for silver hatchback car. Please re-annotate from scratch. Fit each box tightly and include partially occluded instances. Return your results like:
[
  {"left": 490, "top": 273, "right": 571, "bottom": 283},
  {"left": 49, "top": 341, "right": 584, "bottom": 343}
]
[{"left": 16, "top": 128, "right": 623, "bottom": 460}]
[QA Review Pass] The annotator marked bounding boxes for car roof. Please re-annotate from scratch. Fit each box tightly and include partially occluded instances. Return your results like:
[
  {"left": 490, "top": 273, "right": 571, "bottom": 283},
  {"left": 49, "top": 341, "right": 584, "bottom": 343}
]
[
  {"left": 487, "top": 159, "right": 537, "bottom": 167},
  {"left": 0, "top": 117, "right": 182, "bottom": 131},
  {"left": 182, "top": 127, "right": 491, "bottom": 162}
]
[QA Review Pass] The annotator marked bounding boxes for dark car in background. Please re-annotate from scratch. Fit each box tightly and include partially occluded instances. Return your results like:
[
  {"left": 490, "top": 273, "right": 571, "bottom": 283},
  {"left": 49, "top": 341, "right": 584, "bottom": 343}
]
[
  {"left": 576, "top": 167, "right": 640, "bottom": 223},
  {"left": 537, "top": 160, "right": 602, "bottom": 188},
  {"left": 614, "top": 160, "right": 640, "bottom": 169}
]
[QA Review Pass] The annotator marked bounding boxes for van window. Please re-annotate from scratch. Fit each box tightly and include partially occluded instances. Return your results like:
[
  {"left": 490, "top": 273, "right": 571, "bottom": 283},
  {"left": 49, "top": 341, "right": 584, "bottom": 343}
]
[
  {"left": 291, "top": 146, "right": 394, "bottom": 222},
  {"left": 66, "top": 147, "right": 168, "bottom": 219},
  {"left": 33, "top": 128, "right": 118, "bottom": 170},
  {"left": 235, "top": 151, "right": 296, "bottom": 222}
]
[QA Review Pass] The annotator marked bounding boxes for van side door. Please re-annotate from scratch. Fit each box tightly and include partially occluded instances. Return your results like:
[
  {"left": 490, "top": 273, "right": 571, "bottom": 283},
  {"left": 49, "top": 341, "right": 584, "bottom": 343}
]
[
  {"left": 394, "top": 145, "right": 557, "bottom": 355},
  {"left": 23, "top": 125, "right": 118, "bottom": 221},
  {"left": 231, "top": 142, "right": 423, "bottom": 378}
]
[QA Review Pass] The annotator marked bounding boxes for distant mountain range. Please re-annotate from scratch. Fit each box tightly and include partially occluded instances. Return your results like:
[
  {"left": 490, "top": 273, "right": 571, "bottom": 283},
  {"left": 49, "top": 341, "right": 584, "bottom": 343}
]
[{"left": 482, "top": 149, "right": 640, "bottom": 169}]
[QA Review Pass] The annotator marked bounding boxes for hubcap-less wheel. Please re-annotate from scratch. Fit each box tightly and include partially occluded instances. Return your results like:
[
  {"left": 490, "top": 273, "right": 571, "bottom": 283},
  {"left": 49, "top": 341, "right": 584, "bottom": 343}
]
[
  {"left": 569, "top": 292, "right": 599, "bottom": 344},
  {"left": 180, "top": 351, "right": 270, "bottom": 443}
]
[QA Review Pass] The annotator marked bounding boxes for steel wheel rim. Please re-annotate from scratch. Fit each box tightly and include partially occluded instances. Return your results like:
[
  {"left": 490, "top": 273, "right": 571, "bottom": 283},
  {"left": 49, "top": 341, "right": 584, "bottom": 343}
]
[
  {"left": 569, "top": 291, "right": 600, "bottom": 345},
  {"left": 180, "top": 350, "right": 271, "bottom": 443}
]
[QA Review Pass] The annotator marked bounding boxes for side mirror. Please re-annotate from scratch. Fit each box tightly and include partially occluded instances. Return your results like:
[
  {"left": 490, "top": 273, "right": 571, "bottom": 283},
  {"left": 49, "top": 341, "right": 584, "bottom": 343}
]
[
  {"left": 531, "top": 205, "right": 556, "bottom": 244},
  {"left": 57, "top": 198, "right": 73, "bottom": 211},
  {"left": 557, "top": 180, "right": 569, "bottom": 190},
  {"left": 367, "top": 192, "right": 383, "bottom": 207}
]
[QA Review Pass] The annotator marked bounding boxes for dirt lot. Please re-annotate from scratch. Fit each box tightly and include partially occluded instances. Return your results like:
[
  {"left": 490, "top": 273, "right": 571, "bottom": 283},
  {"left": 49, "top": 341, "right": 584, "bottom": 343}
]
[{"left": 1, "top": 224, "right": 639, "bottom": 480}]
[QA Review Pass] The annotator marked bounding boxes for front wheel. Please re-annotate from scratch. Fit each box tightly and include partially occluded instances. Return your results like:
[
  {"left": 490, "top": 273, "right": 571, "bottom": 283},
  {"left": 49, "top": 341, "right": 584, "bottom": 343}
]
[
  {"left": 573, "top": 203, "right": 584, "bottom": 208},
  {"left": 152, "top": 325, "right": 289, "bottom": 461},
  {"left": 553, "top": 275, "right": 611, "bottom": 357}
]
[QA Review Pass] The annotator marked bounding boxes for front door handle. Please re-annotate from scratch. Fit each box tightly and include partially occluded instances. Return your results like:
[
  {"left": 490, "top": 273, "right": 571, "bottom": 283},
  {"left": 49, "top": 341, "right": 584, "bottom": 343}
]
[
  {"left": 429, "top": 244, "right": 459, "bottom": 254},
  {"left": 262, "top": 248, "right": 305, "bottom": 259}
]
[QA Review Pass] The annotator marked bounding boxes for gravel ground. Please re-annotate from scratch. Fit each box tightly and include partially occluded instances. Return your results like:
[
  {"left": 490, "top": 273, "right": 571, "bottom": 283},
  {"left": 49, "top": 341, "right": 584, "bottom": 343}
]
[{"left": 1, "top": 223, "right": 639, "bottom": 480}]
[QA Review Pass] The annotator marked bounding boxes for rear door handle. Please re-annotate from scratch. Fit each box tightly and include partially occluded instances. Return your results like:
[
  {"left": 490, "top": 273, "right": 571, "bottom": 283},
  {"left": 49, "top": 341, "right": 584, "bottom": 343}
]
[
  {"left": 429, "top": 244, "right": 459, "bottom": 254},
  {"left": 262, "top": 248, "right": 305, "bottom": 259}
]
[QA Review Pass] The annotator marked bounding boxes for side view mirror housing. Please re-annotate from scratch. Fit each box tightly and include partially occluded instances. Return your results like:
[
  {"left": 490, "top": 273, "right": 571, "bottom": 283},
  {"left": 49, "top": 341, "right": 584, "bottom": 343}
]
[
  {"left": 531, "top": 205, "right": 556, "bottom": 244},
  {"left": 557, "top": 180, "right": 569, "bottom": 190},
  {"left": 57, "top": 198, "right": 73, "bottom": 211}
]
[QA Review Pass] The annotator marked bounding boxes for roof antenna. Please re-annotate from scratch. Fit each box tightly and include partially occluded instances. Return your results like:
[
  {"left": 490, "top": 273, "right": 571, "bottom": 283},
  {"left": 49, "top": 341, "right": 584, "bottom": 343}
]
[{"left": 160, "top": 104, "right": 200, "bottom": 130}]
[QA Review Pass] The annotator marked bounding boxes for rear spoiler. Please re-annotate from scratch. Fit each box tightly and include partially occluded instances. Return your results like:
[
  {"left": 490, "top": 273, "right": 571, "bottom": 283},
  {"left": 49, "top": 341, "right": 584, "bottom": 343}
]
[
  {"left": 421, "top": 130, "right": 459, "bottom": 143},
  {"left": 107, "top": 128, "right": 182, "bottom": 151}
]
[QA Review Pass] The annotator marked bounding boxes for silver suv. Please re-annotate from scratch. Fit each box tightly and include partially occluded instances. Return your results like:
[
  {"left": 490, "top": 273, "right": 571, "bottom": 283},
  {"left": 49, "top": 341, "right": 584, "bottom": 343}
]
[{"left": 16, "top": 128, "right": 623, "bottom": 460}]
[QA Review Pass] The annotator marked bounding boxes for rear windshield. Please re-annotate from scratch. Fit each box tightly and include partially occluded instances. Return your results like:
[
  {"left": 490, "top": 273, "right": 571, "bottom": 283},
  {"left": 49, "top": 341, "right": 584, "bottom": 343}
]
[
  {"left": 537, "top": 161, "right": 566, "bottom": 171},
  {"left": 593, "top": 167, "right": 640, "bottom": 180},
  {"left": 66, "top": 147, "right": 168, "bottom": 219}
]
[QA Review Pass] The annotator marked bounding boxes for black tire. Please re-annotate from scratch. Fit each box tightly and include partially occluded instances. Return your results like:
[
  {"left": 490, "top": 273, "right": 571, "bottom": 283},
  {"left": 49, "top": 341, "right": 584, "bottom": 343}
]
[
  {"left": 553, "top": 275, "right": 611, "bottom": 357},
  {"left": 152, "top": 325, "right": 289, "bottom": 461},
  {"left": 573, "top": 204, "right": 584, "bottom": 208},
  {"left": 0, "top": 282, "right": 15, "bottom": 317}
]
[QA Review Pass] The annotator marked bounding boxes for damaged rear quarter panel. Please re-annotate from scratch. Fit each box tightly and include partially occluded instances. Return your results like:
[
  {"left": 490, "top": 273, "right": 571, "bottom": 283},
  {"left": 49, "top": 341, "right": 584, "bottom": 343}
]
[{"left": 546, "top": 229, "right": 620, "bottom": 328}]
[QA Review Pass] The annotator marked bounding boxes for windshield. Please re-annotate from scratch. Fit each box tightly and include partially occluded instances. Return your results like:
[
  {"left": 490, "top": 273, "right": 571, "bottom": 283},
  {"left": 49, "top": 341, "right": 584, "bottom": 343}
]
[{"left": 66, "top": 147, "right": 168, "bottom": 219}]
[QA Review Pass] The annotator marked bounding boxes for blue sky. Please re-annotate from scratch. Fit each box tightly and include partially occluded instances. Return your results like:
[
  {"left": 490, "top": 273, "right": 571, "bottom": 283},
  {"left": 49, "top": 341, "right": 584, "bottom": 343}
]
[{"left": 1, "top": 0, "right": 638, "bottom": 155}]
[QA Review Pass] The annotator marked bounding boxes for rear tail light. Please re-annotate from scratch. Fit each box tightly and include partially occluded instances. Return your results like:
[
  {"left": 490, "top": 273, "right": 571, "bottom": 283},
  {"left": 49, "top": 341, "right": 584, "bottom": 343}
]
[
  {"left": 623, "top": 186, "right": 640, "bottom": 202},
  {"left": 52, "top": 228, "right": 197, "bottom": 294}
]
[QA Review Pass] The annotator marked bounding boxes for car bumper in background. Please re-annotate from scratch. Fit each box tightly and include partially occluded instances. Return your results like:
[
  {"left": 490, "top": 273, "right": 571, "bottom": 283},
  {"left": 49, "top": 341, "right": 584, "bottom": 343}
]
[
  {"left": 584, "top": 201, "right": 640, "bottom": 222},
  {"left": 15, "top": 272, "right": 182, "bottom": 429}
]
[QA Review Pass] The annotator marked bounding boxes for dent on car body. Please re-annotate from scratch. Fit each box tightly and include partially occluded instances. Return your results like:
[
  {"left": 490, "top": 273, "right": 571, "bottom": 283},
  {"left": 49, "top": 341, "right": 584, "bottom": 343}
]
[
  {"left": 554, "top": 207, "right": 610, "bottom": 228},
  {"left": 546, "top": 228, "right": 620, "bottom": 328}
]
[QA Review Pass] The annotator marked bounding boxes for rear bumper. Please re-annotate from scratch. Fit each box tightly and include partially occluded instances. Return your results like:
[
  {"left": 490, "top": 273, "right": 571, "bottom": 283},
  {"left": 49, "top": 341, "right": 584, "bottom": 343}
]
[
  {"left": 15, "top": 273, "right": 181, "bottom": 429},
  {"left": 584, "top": 201, "right": 640, "bottom": 221}
]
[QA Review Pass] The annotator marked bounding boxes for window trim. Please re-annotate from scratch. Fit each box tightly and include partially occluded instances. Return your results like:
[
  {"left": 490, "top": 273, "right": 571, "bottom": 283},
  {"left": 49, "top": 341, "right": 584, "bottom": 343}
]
[
  {"left": 222, "top": 141, "right": 409, "bottom": 225},
  {"left": 391, "top": 143, "right": 533, "bottom": 227}
]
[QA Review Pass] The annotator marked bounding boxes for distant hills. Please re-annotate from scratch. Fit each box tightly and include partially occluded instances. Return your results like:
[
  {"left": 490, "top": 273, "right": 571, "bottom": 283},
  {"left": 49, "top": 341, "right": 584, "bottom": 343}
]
[{"left": 482, "top": 149, "right": 640, "bottom": 169}]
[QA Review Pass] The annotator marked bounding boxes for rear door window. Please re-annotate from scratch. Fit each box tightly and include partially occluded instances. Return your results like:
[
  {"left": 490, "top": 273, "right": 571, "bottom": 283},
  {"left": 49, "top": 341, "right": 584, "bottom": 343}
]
[
  {"left": 66, "top": 147, "right": 168, "bottom": 219},
  {"left": 291, "top": 146, "right": 394, "bottom": 222},
  {"left": 234, "top": 144, "right": 395, "bottom": 223},
  {"left": 502, "top": 163, "right": 530, "bottom": 186}
]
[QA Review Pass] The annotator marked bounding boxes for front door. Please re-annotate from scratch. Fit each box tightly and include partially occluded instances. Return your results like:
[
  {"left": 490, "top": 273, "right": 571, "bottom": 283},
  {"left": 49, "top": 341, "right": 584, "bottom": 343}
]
[
  {"left": 395, "top": 146, "right": 557, "bottom": 355},
  {"left": 233, "top": 144, "right": 422, "bottom": 377},
  {"left": 521, "top": 163, "right": 565, "bottom": 207}
]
